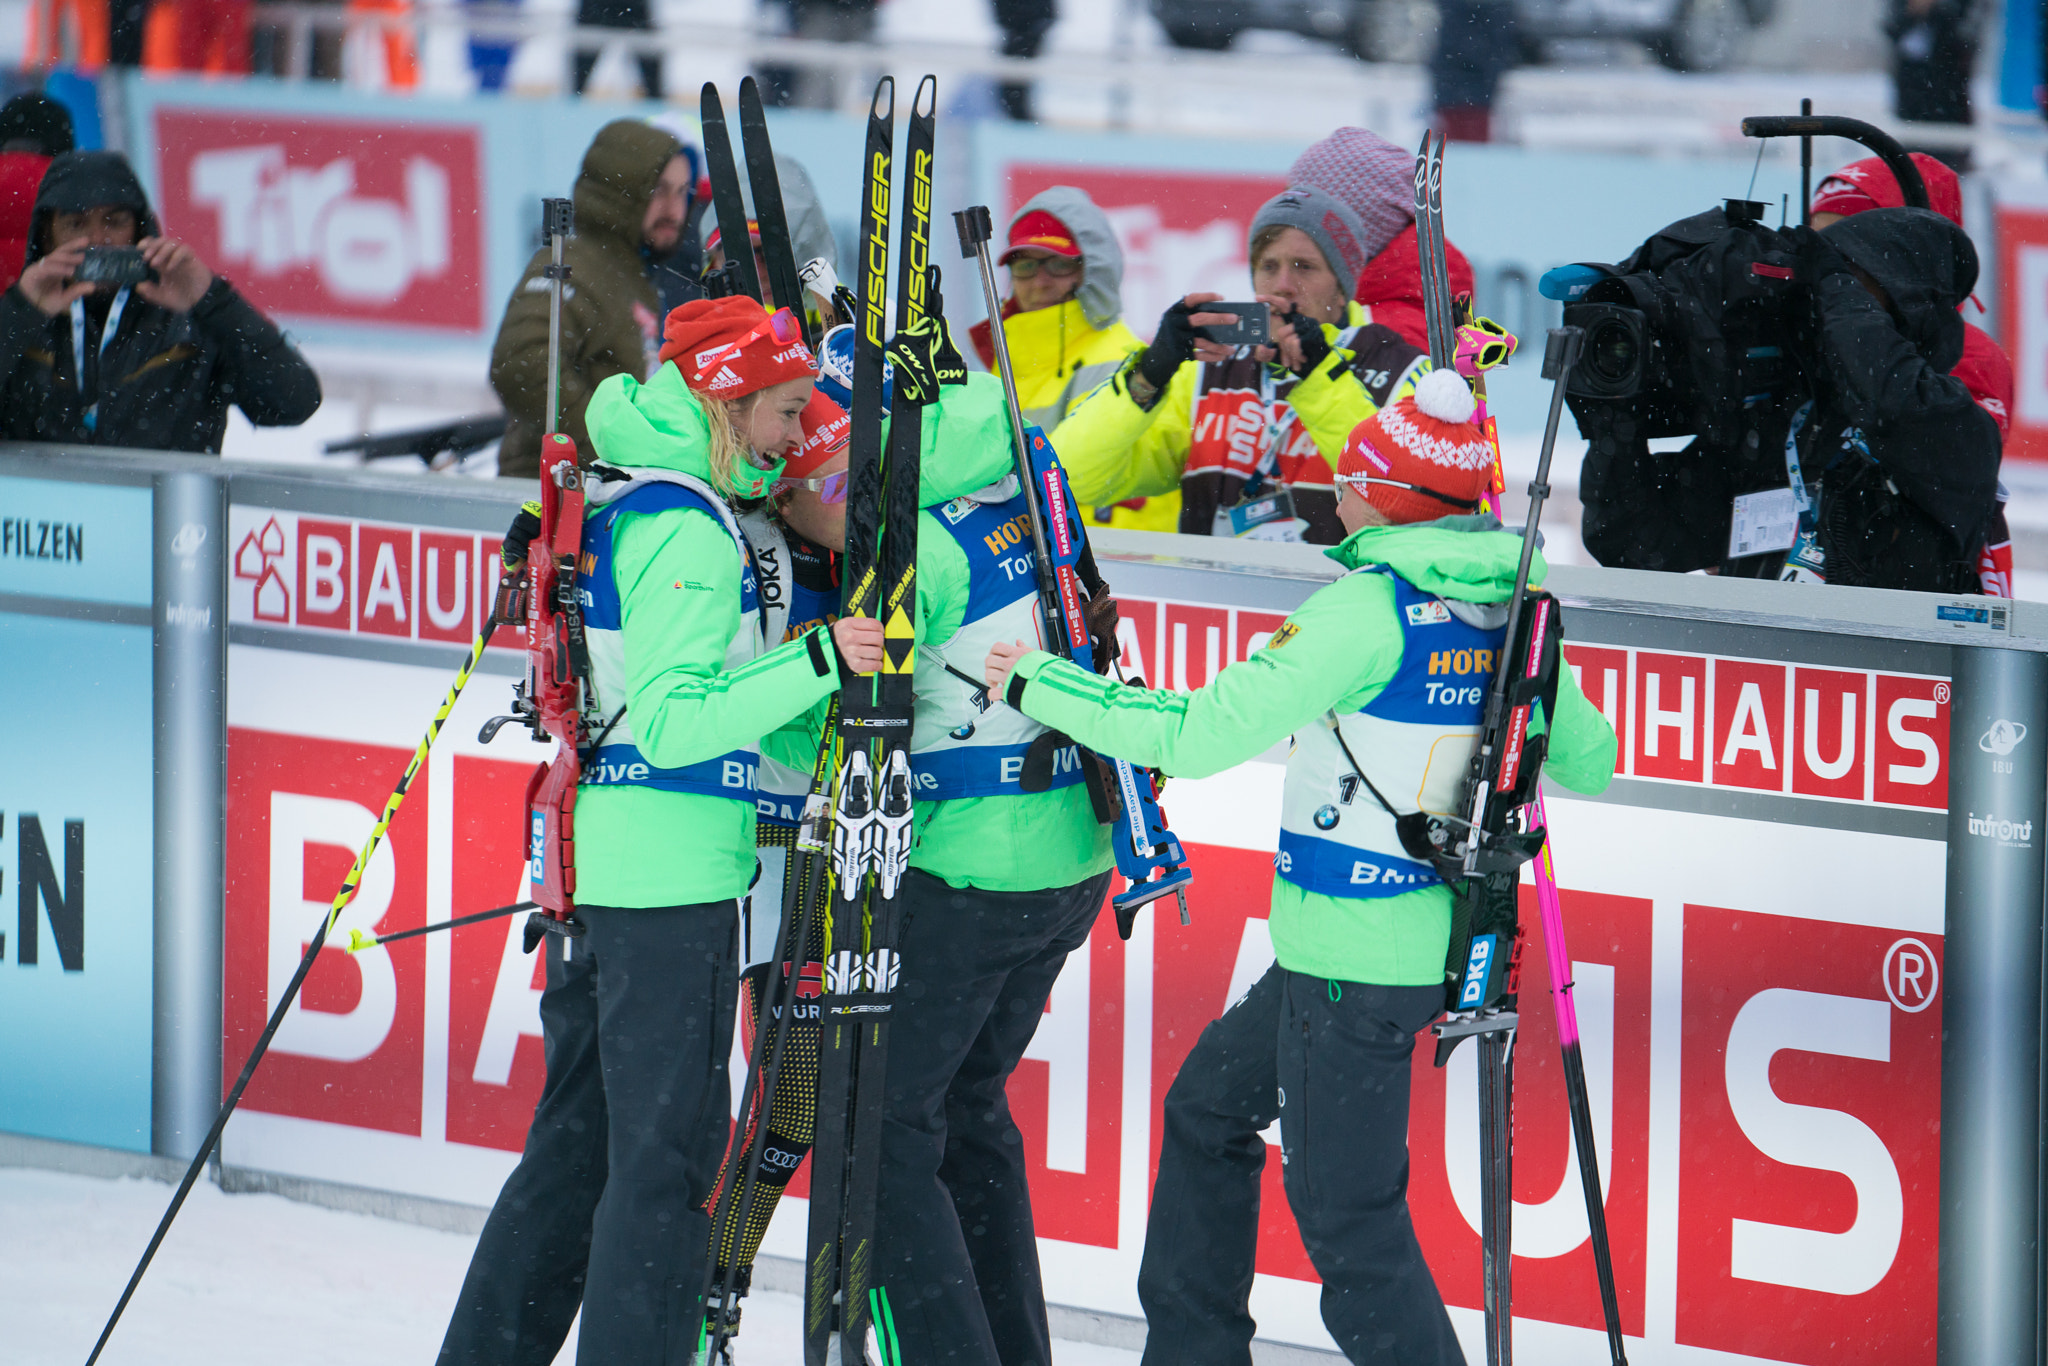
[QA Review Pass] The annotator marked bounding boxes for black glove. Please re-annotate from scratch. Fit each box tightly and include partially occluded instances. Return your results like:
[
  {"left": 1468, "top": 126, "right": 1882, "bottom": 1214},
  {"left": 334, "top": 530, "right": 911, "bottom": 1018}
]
[
  {"left": 1276, "top": 304, "right": 1332, "bottom": 377},
  {"left": 1085, "top": 579, "right": 1120, "bottom": 674},
  {"left": 1137, "top": 297, "right": 1200, "bottom": 392},
  {"left": 1787, "top": 225, "right": 1854, "bottom": 286},
  {"left": 501, "top": 501, "right": 542, "bottom": 571},
  {"left": 886, "top": 315, "right": 948, "bottom": 406}
]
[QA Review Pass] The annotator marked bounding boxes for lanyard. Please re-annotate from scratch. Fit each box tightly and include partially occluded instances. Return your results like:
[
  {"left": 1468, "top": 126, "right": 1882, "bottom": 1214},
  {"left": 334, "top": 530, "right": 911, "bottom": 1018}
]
[
  {"left": 1780, "top": 400, "right": 1827, "bottom": 584},
  {"left": 70, "top": 287, "right": 130, "bottom": 430}
]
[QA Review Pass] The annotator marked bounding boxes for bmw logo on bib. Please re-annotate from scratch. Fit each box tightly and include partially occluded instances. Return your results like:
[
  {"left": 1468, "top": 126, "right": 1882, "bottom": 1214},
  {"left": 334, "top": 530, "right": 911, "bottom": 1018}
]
[
  {"left": 1313, "top": 804, "right": 1340, "bottom": 830},
  {"left": 950, "top": 721, "right": 975, "bottom": 741}
]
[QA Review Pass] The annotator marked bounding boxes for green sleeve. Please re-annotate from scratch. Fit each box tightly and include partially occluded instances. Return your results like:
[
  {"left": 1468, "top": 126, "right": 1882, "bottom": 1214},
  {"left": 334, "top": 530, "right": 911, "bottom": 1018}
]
[
  {"left": 1539, "top": 659, "right": 1618, "bottom": 796},
  {"left": 914, "top": 509, "right": 972, "bottom": 650},
  {"left": 1052, "top": 359, "right": 1197, "bottom": 507},
  {"left": 612, "top": 507, "right": 837, "bottom": 770},
  {"left": 1012, "top": 573, "right": 1406, "bottom": 777},
  {"left": 1287, "top": 343, "right": 1420, "bottom": 471}
]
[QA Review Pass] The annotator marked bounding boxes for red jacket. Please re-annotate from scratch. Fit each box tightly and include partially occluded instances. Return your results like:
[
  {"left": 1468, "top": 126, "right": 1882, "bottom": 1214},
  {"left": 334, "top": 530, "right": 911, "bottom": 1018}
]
[
  {"left": 1352, "top": 221, "right": 1474, "bottom": 349},
  {"left": 0, "top": 152, "right": 51, "bottom": 291}
]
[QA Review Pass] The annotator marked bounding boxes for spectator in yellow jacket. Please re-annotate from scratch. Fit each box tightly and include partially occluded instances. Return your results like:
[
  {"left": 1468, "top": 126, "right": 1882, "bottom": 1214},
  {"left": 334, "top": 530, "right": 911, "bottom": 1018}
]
[
  {"left": 1055, "top": 128, "right": 1435, "bottom": 545},
  {"left": 967, "top": 187, "right": 1173, "bottom": 532}
]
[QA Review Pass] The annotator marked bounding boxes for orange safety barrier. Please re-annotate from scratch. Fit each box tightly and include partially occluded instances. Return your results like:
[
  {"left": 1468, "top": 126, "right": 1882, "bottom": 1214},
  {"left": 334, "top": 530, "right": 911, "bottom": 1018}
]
[{"left": 27, "top": 0, "right": 111, "bottom": 69}]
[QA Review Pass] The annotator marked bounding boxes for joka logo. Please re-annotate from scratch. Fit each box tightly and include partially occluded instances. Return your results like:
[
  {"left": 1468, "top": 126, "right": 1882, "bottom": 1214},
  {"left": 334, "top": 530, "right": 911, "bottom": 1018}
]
[
  {"left": 1966, "top": 812, "right": 2034, "bottom": 845},
  {"left": 1979, "top": 719, "right": 2027, "bottom": 756},
  {"left": 0, "top": 813, "right": 85, "bottom": 970},
  {"left": 1458, "top": 933, "right": 1497, "bottom": 1008}
]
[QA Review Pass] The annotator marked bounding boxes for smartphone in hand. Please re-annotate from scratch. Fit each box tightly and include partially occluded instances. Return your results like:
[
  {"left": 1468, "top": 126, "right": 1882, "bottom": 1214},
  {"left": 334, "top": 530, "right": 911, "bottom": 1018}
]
[
  {"left": 1193, "top": 302, "right": 1269, "bottom": 348},
  {"left": 76, "top": 246, "right": 154, "bottom": 288}
]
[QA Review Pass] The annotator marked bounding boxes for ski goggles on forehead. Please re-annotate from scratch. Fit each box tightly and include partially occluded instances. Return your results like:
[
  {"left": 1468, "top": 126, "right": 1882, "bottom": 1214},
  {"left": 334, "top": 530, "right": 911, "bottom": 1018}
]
[
  {"left": 1333, "top": 471, "right": 1481, "bottom": 512},
  {"left": 696, "top": 307, "right": 809, "bottom": 372},
  {"left": 776, "top": 469, "right": 849, "bottom": 504}
]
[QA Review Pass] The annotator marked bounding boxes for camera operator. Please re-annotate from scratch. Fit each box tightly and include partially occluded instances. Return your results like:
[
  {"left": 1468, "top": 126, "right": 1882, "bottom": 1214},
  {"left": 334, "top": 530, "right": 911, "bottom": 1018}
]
[
  {"left": 0, "top": 149, "right": 320, "bottom": 453},
  {"left": 1576, "top": 204, "right": 1997, "bottom": 593}
]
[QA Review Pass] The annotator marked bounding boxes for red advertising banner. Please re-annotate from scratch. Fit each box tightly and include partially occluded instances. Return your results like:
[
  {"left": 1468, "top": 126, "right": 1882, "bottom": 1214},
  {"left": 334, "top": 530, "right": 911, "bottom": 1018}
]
[
  {"left": 1998, "top": 203, "right": 2048, "bottom": 462},
  {"left": 153, "top": 108, "right": 485, "bottom": 332},
  {"left": 1004, "top": 164, "right": 1284, "bottom": 344},
  {"left": 221, "top": 503, "right": 1954, "bottom": 1361}
]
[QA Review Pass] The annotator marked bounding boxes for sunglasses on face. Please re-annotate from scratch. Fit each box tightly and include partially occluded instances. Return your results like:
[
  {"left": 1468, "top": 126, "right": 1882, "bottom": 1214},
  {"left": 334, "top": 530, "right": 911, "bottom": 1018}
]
[
  {"left": 777, "top": 469, "right": 849, "bottom": 504},
  {"left": 1333, "top": 472, "right": 1480, "bottom": 512},
  {"left": 1008, "top": 255, "right": 1082, "bottom": 279}
]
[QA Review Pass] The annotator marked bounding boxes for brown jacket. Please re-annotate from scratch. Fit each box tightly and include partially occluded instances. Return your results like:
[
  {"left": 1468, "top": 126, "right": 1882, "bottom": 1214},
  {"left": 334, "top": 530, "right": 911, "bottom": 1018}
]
[{"left": 492, "top": 119, "right": 680, "bottom": 479}]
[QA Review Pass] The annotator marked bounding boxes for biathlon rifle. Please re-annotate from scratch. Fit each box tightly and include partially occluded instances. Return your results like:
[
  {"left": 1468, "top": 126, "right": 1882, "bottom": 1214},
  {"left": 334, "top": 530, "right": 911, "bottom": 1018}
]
[
  {"left": 480, "top": 197, "right": 590, "bottom": 952},
  {"left": 954, "top": 204, "right": 1192, "bottom": 938}
]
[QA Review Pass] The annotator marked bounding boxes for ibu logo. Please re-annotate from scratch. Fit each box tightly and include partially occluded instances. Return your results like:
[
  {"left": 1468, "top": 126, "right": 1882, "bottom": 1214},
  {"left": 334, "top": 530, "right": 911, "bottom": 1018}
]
[
  {"left": 1458, "top": 933, "right": 1497, "bottom": 1008},
  {"left": 528, "top": 811, "right": 546, "bottom": 883}
]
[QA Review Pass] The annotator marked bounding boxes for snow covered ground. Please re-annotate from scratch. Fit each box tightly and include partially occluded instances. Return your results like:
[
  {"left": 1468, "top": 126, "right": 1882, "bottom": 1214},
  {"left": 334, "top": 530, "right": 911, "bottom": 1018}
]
[{"left": 2, "top": 1166, "right": 1145, "bottom": 1366}]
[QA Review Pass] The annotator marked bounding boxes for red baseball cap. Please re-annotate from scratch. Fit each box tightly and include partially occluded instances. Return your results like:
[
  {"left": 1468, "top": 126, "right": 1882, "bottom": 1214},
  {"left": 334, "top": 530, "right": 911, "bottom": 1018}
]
[
  {"left": 704, "top": 217, "right": 763, "bottom": 254},
  {"left": 998, "top": 208, "right": 1081, "bottom": 265}
]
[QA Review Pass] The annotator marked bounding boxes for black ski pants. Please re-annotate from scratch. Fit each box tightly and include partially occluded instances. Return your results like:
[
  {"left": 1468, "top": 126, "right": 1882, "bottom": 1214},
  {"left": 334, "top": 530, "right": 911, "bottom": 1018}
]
[
  {"left": 436, "top": 902, "right": 739, "bottom": 1366},
  {"left": 875, "top": 867, "right": 1114, "bottom": 1366},
  {"left": 1137, "top": 964, "right": 1462, "bottom": 1366}
]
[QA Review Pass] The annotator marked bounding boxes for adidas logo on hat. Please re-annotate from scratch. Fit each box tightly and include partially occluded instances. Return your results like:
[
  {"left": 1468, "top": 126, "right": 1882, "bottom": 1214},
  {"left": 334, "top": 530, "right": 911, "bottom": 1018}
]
[{"left": 708, "top": 364, "right": 745, "bottom": 392}]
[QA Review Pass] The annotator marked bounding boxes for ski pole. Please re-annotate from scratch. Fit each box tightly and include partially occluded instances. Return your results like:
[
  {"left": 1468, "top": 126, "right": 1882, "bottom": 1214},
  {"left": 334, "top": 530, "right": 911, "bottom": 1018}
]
[
  {"left": 345, "top": 898, "right": 537, "bottom": 952},
  {"left": 704, "top": 702, "right": 840, "bottom": 1364},
  {"left": 1477, "top": 337, "right": 1627, "bottom": 1366},
  {"left": 84, "top": 614, "right": 505, "bottom": 1366}
]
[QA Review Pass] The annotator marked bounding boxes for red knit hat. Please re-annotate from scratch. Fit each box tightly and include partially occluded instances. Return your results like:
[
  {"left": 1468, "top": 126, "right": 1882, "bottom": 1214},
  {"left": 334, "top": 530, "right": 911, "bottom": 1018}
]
[
  {"left": 1338, "top": 370, "right": 1494, "bottom": 525},
  {"left": 783, "top": 391, "right": 849, "bottom": 479},
  {"left": 1812, "top": 153, "right": 1962, "bottom": 228},
  {"left": 657, "top": 297, "right": 814, "bottom": 398}
]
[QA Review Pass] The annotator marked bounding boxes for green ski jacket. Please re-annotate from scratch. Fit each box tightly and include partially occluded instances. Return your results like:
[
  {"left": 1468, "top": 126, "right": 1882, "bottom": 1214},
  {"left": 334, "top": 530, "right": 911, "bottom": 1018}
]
[
  {"left": 1006, "top": 518, "right": 1617, "bottom": 983},
  {"left": 572, "top": 365, "right": 839, "bottom": 909},
  {"left": 907, "top": 372, "right": 1115, "bottom": 892}
]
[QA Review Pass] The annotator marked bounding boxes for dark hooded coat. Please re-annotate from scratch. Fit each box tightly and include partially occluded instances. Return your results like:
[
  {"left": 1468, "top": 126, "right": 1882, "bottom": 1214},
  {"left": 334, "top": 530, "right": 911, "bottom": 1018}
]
[
  {"left": 0, "top": 151, "right": 321, "bottom": 453},
  {"left": 1578, "top": 207, "right": 1997, "bottom": 592},
  {"left": 491, "top": 120, "right": 683, "bottom": 479},
  {"left": 1799, "top": 208, "right": 1998, "bottom": 589}
]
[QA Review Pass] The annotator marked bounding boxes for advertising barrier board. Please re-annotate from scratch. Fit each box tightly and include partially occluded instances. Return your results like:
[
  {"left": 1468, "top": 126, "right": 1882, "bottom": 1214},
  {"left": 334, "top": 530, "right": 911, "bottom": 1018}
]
[
  {"left": 202, "top": 463, "right": 2000, "bottom": 1363},
  {"left": 0, "top": 469, "right": 158, "bottom": 1152}
]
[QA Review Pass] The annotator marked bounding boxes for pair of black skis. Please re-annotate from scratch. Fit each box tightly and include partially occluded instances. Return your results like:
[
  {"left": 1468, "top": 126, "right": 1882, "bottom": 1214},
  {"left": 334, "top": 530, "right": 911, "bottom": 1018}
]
[
  {"left": 1414, "top": 131, "right": 1626, "bottom": 1366},
  {"left": 700, "top": 76, "right": 816, "bottom": 350},
  {"left": 806, "top": 74, "right": 938, "bottom": 1366}
]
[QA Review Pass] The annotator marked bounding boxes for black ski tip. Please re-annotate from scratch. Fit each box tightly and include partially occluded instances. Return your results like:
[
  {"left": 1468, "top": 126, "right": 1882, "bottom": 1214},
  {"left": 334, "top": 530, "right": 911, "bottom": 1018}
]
[
  {"left": 740, "top": 73, "right": 759, "bottom": 99},
  {"left": 912, "top": 73, "right": 937, "bottom": 117},
  {"left": 871, "top": 75, "right": 895, "bottom": 120},
  {"left": 701, "top": 81, "right": 722, "bottom": 114}
]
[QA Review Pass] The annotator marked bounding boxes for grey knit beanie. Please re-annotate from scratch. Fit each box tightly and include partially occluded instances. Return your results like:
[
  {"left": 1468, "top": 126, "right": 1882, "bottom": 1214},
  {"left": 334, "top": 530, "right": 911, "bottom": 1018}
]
[{"left": 1247, "top": 185, "right": 1374, "bottom": 300}]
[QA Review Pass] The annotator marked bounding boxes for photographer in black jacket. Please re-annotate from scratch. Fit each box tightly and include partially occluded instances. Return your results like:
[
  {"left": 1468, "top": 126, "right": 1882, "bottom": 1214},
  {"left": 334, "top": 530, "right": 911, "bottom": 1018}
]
[
  {"left": 1577, "top": 205, "right": 1997, "bottom": 593},
  {"left": 0, "top": 150, "right": 321, "bottom": 454}
]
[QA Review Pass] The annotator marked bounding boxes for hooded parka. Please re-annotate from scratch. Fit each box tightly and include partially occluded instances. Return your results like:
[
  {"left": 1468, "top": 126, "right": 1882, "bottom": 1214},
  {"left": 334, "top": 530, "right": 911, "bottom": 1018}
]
[
  {"left": 0, "top": 150, "right": 321, "bottom": 452},
  {"left": 493, "top": 120, "right": 682, "bottom": 479},
  {"left": 966, "top": 187, "right": 1163, "bottom": 532}
]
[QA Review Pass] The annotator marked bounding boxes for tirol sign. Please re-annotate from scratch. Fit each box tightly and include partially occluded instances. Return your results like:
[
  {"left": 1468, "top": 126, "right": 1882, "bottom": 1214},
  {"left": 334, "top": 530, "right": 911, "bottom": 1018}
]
[{"left": 153, "top": 108, "right": 485, "bottom": 332}]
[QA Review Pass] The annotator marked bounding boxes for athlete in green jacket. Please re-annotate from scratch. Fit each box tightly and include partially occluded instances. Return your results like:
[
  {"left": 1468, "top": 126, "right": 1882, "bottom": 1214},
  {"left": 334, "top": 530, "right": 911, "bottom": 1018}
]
[
  {"left": 868, "top": 367, "right": 1117, "bottom": 1366},
  {"left": 986, "top": 372, "right": 1617, "bottom": 1364},
  {"left": 439, "top": 297, "right": 883, "bottom": 1366}
]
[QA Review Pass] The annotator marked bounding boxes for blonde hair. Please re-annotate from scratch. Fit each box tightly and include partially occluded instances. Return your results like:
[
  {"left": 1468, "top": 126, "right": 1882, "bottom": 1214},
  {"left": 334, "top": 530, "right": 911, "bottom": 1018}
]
[{"left": 696, "top": 391, "right": 761, "bottom": 498}]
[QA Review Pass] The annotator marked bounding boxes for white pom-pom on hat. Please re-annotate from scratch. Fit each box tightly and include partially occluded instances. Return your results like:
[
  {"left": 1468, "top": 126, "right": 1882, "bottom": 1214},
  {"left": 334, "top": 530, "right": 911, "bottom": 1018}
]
[{"left": 1413, "top": 367, "right": 1477, "bottom": 425}]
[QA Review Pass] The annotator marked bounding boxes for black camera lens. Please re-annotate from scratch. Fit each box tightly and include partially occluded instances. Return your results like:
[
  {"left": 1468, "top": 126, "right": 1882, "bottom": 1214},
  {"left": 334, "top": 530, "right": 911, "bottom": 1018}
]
[{"left": 1586, "top": 317, "right": 1638, "bottom": 384}]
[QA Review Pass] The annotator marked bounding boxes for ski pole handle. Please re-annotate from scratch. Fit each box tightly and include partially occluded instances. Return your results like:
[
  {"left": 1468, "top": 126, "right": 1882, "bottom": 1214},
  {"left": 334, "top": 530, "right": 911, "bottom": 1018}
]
[{"left": 955, "top": 204, "right": 993, "bottom": 253}]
